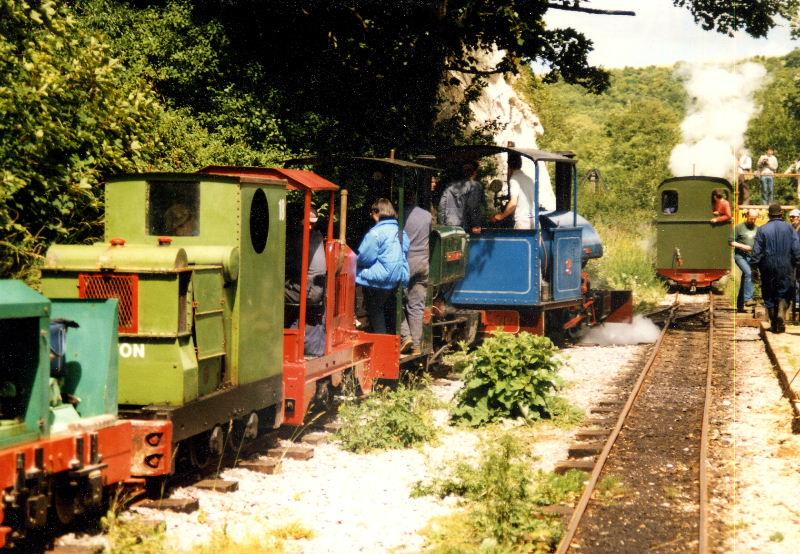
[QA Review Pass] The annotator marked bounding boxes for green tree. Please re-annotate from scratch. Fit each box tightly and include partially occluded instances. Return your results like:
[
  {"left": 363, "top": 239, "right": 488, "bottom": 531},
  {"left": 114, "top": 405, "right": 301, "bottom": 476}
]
[{"left": 0, "top": 0, "right": 163, "bottom": 278}]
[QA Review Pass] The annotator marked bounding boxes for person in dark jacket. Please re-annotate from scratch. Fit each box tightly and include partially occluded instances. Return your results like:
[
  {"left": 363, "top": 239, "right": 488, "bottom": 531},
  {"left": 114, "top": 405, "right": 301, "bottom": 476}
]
[
  {"left": 400, "top": 193, "right": 432, "bottom": 354},
  {"left": 356, "top": 198, "right": 410, "bottom": 334},
  {"left": 750, "top": 203, "right": 800, "bottom": 333},
  {"left": 438, "top": 161, "right": 484, "bottom": 234}
]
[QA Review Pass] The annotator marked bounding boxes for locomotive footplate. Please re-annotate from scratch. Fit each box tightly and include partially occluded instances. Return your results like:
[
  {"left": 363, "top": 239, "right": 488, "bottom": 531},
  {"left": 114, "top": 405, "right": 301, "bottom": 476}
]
[{"left": 119, "top": 373, "right": 283, "bottom": 444}]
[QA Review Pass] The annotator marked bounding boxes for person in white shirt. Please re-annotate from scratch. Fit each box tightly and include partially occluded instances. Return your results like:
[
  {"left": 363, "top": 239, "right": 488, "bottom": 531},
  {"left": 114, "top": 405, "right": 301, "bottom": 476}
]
[
  {"left": 737, "top": 149, "right": 752, "bottom": 205},
  {"left": 757, "top": 148, "right": 778, "bottom": 204},
  {"left": 489, "top": 153, "right": 535, "bottom": 229}
]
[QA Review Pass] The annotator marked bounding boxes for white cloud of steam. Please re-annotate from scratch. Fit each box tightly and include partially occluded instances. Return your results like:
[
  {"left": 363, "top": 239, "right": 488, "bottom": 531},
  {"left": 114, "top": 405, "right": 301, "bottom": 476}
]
[
  {"left": 580, "top": 315, "right": 661, "bottom": 346},
  {"left": 669, "top": 62, "right": 768, "bottom": 178}
]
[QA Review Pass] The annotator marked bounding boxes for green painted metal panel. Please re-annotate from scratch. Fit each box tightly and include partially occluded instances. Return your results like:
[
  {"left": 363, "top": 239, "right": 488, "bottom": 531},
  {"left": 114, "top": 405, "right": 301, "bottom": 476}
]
[
  {"left": 106, "top": 175, "right": 241, "bottom": 247},
  {"left": 50, "top": 299, "right": 119, "bottom": 418},
  {"left": 117, "top": 337, "right": 198, "bottom": 406},
  {"left": 657, "top": 177, "right": 734, "bottom": 270},
  {"left": 429, "top": 226, "right": 469, "bottom": 286},
  {"left": 40, "top": 273, "right": 80, "bottom": 299},
  {"left": 0, "top": 281, "right": 50, "bottom": 448},
  {"left": 235, "top": 184, "right": 285, "bottom": 385},
  {"left": 657, "top": 222, "right": 731, "bottom": 269},
  {"left": 137, "top": 274, "right": 184, "bottom": 337},
  {"left": 0, "top": 280, "right": 50, "bottom": 319},
  {"left": 192, "top": 269, "right": 226, "bottom": 396}
]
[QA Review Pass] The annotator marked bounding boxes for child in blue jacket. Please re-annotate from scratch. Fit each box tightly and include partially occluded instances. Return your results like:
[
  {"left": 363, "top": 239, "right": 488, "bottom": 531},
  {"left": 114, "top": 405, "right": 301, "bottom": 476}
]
[{"left": 356, "top": 198, "right": 410, "bottom": 334}]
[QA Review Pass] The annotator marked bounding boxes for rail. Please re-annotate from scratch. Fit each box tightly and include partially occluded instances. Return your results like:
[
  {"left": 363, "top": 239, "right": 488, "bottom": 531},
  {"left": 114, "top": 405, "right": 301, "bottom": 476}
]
[{"left": 556, "top": 295, "right": 716, "bottom": 553}]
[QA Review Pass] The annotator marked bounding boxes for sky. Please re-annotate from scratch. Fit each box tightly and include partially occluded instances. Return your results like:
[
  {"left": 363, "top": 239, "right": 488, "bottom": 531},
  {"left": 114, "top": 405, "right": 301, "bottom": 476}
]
[{"left": 545, "top": 0, "right": 798, "bottom": 68}]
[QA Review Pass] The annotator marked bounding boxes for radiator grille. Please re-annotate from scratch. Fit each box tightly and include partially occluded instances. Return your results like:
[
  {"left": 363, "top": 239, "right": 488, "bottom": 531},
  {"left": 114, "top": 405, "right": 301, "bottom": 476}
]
[{"left": 79, "top": 273, "right": 139, "bottom": 333}]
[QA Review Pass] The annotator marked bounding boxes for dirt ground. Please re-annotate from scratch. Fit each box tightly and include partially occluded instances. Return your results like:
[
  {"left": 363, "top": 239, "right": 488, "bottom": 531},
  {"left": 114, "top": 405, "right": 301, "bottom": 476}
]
[{"left": 53, "top": 315, "right": 800, "bottom": 553}]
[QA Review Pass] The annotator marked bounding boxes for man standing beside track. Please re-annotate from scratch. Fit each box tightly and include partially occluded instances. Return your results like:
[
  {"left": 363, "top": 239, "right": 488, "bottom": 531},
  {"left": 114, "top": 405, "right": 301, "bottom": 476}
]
[
  {"left": 750, "top": 204, "right": 800, "bottom": 333},
  {"left": 757, "top": 148, "right": 778, "bottom": 205},
  {"left": 729, "top": 209, "right": 759, "bottom": 312}
]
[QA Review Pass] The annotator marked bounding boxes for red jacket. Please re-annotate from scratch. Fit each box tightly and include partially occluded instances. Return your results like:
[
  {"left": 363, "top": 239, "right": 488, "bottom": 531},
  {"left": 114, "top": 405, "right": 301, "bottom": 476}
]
[{"left": 712, "top": 198, "right": 732, "bottom": 223}]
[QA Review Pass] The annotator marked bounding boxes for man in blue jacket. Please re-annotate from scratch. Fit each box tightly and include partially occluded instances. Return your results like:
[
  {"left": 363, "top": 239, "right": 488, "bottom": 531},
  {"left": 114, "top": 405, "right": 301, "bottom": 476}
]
[{"left": 750, "top": 204, "right": 800, "bottom": 333}]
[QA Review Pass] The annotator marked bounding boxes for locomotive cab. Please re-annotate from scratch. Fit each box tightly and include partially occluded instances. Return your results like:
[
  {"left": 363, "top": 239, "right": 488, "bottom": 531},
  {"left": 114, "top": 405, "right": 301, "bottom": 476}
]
[
  {"left": 656, "top": 176, "right": 733, "bottom": 291},
  {"left": 428, "top": 145, "right": 632, "bottom": 337}
]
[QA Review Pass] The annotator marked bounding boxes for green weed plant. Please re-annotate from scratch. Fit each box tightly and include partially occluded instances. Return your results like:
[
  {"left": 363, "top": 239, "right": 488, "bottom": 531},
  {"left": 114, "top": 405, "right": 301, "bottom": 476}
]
[
  {"left": 336, "top": 380, "right": 438, "bottom": 453},
  {"left": 588, "top": 224, "right": 667, "bottom": 312},
  {"left": 451, "top": 332, "right": 563, "bottom": 427},
  {"left": 416, "top": 435, "right": 586, "bottom": 553}
]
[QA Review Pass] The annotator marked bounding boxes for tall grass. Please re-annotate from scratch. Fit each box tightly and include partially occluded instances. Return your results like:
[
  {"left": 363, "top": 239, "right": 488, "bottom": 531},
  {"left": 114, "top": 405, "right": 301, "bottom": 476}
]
[{"left": 588, "top": 222, "right": 667, "bottom": 312}]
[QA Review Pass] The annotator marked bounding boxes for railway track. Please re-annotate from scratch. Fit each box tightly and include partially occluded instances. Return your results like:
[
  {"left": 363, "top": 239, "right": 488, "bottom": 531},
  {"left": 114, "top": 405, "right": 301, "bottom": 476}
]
[{"left": 556, "top": 295, "right": 734, "bottom": 553}]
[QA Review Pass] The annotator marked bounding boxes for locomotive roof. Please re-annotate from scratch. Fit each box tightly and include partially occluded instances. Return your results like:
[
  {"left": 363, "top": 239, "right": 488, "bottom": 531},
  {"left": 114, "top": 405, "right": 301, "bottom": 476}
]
[
  {"left": 107, "top": 172, "right": 285, "bottom": 187},
  {"left": 660, "top": 176, "right": 732, "bottom": 188},
  {"left": 283, "top": 156, "right": 439, "bottom": 172},
  {"left": 422, "top": 145, "right": 577, "bottom": 164},
  {"left": 200, "top": 166, "right": 339, "bottom": 191}
]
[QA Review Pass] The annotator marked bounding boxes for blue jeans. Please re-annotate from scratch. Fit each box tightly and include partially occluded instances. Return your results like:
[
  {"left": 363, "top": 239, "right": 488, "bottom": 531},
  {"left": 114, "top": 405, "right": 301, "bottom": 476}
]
[
  {"left": 761, "top": 175, "right": 774, "bottom": 204},
  {"left": 734, "top": 252, "right": 754, "bottom": 310}
]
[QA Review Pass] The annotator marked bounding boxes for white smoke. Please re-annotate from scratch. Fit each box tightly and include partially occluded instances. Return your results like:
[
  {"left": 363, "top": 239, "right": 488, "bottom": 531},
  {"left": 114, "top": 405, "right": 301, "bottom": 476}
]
[
  {"left": 669, "top": 62, "right": 768, "bottom": 177},
  {"left": 580, "top": 315, "right": 661, "bottom": 346},
  {"left": 439, "top": 48, "right": 556, "bottom": 210}
]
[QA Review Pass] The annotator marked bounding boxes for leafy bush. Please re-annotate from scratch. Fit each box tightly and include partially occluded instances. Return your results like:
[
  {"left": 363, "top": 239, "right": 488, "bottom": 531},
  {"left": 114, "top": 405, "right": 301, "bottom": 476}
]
[
  {"left": 0, "top": 0, "right": 165, "bottom": 278},
  {"left": 336, "top": 381, "right": 438, "bottom": 453},
  {"left": 451, "top": 332, "right": 563, "bottom": 427},
  {"left": 416, "top": 435, "right": 585, "bottom": 553}
]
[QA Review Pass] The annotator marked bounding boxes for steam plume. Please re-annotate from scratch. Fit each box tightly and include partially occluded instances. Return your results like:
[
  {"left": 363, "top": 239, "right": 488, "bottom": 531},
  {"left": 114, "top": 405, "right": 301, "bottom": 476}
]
[
  {"left": 580, "top": 315, "right": 661, "bottom": 346},
  {"left": 669, "top": 62, "right": 768, "bottom": 178}
]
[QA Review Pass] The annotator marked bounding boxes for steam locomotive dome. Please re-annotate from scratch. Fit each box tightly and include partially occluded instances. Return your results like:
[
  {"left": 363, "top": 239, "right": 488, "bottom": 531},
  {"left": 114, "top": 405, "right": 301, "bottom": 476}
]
[{"left": 540, "top": 210, "right": 604, "bottom": 262}]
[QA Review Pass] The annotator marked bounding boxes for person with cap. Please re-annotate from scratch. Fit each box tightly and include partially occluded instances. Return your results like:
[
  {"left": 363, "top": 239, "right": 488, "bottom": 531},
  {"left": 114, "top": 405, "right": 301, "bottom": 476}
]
[
  {"left": 490, "top": 152, "right": 535, "bottom": 229},
  {"left": 285, "top": 206, "right": 326, "bottom": 307},
  {"left": 789, "top": 208, "right": 800, "bottom": 233},
  {"left": 438, "top": 161, "right": 484, "bottom": 234},
  {"left": 750, "top": 204, "right": 800, "bottom": 333},
  {"left": 729, "top": 208, "right": 759, "bottom": 311},
  {"left": 285, "top": 205, "right": 327, "bottom": 355}
]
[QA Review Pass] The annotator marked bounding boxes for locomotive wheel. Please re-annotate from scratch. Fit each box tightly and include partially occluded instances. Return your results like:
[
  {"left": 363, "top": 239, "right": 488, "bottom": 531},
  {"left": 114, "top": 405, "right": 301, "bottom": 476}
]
[
  {"left": 229, "top": 412, "right": 259, "bottom": 454},
  {"left": 312, "top": 379, "right": 333, "bottom": 412},
  {"left": 52, "top": 476, "right": 79, "bottom": 525},
  {"left": 188, "top": 426, "right": 224, "bottom": 470}
]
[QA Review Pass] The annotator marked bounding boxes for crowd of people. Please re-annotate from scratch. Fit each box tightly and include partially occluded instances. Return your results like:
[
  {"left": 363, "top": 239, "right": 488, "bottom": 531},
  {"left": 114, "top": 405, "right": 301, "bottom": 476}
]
[
  {"left": 737, "top": 148, "right": 800, "bottom": 206},
  {"left": 730, "top": 204, "right": 800, "bottom": 333},
  {"left": 284, "top": 154, "right": 543, "bottom": 356}
]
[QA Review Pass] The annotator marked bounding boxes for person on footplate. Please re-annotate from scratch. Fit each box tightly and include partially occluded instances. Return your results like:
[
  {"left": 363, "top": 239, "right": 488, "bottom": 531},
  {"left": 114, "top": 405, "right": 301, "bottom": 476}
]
[
  {"left": 438, "top": 161, "right": 484, "bottom": 234},
  {"left": 730, "top": 209, "right": 759, "bottom": 312},
  {"left": 399, "top": 190, "right": 431, "bottom": 355},
  {"left": 710, "top": 189, "right": 732, "bottom": 224},
  {"left": 750, "top": 204, "right": 800, "bottom": 333},
  {"left": 355, "top": 198, "right": 410, "bottom": 334}
]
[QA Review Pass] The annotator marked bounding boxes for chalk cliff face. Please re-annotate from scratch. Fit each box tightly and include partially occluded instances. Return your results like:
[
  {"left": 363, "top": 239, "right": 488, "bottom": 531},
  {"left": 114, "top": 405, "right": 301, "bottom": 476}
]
[{"left": 439, "top": 48, "right": 556, "bottom": 210}]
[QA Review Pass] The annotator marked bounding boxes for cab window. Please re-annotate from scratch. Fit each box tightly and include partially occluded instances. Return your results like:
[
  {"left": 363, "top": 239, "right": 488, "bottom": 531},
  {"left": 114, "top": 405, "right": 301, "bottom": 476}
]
[
  {"left": 661, "top": 190, "right": 678, "bottom": 214},
  {"left": 148, "top": 181, "right": 200, "bottom": 236}
]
